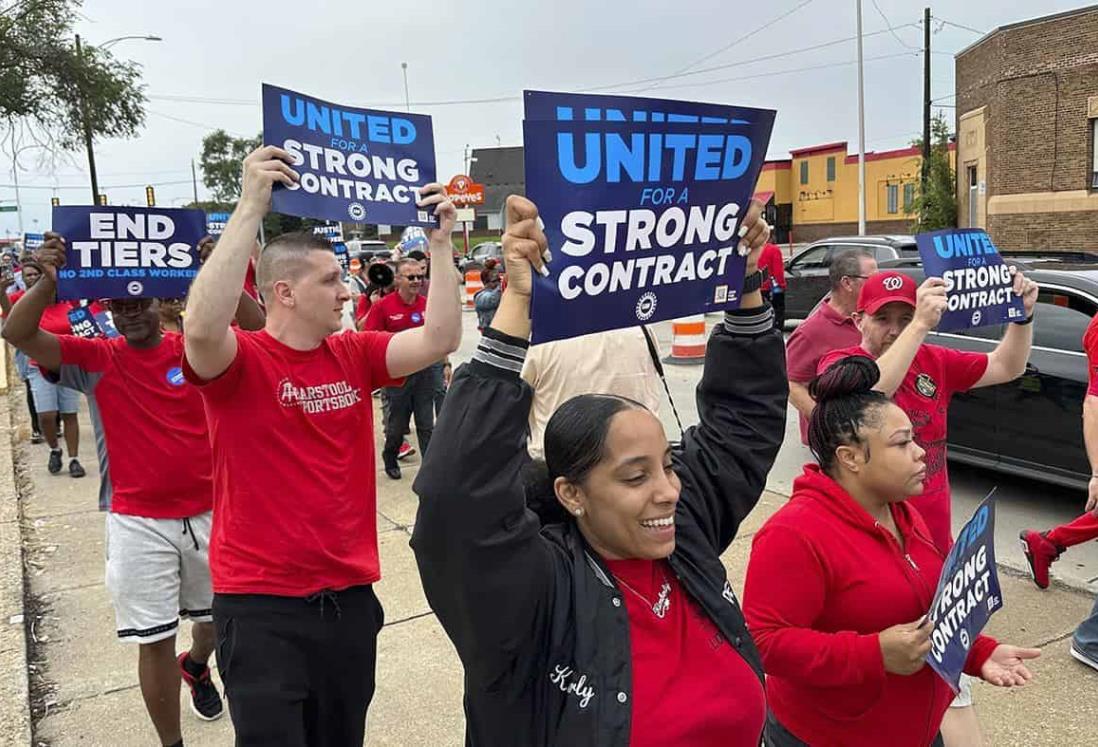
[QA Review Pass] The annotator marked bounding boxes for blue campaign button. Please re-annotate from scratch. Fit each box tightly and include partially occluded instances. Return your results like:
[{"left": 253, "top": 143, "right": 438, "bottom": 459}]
[{"left": 166, "top": 367, "right": 185, "bottom": 387}]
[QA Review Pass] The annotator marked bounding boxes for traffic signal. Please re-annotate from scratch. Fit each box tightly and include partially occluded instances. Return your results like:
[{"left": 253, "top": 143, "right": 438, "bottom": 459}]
[
  {"left": 50, "top": 197, "right": 60, "bottom": 207},
  {"left": 145, "top": 185, "right": 155, "bottom": 207},
  {"left": 98, "top": 194, "right": 108, "bottom": 206}
]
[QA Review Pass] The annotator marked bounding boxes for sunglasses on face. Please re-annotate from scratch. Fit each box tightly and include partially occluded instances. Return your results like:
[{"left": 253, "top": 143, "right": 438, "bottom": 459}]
[{"left": 403, "top": 274, "right": 425, "bottom": 281}]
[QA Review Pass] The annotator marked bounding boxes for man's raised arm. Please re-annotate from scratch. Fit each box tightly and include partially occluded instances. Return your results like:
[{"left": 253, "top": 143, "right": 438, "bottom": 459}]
[
  {"left": 385, "top": 184, "right": 463, "bottom": 378},
  {"left": 184, "top": 146, "right": 298, "bottom": 379}
]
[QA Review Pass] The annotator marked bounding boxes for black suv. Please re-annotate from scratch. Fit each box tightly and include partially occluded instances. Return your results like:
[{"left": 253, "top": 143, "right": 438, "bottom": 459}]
[
  {"left": 784, "top": 235, "right": 921, "bottom": 321},
  {"left": 890, "top": 254, "right": 1098, "bottom": 490}
]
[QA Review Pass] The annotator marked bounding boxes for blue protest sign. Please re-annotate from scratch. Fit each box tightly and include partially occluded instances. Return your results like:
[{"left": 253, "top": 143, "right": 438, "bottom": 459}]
[
  {"left": 313, "top": 223, "right": 349, "bottom": 273},
  {"left": 67, "top": 305, "right": 120, "bottom": 339},
  {"left": 51, "top": 206, "right": 206, "bottom": 300},
  {"left": 206, "top": 212, "right": 230, "bottom": 237},
  {"left": 522, "top": 91, "right": 775, "bottom": 344},
  {"left": 23, "top": 233, "right": 45, "bottom": 252},
  {"left": 926, "top": 491, "right": 1003, "bottom": 692},
  {"left": 916, "top": 228, "right": 1025, "bottom": 331},
  {"left": 261, "top": 83, "right": 436, "bottom": 226}
]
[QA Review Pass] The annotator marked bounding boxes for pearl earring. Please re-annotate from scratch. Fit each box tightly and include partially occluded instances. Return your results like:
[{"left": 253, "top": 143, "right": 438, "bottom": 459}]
[{"left": 574, "top": 508, "right": 584, "bottom": 517}]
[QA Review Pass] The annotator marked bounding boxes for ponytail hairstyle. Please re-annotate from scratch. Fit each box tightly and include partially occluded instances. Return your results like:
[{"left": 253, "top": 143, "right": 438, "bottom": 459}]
[
  {"left": 524, "top": 394, "right": 645, "bottom": 525},
  {"left": 808, "top": 356, "right": 892, "bottom": 474}
]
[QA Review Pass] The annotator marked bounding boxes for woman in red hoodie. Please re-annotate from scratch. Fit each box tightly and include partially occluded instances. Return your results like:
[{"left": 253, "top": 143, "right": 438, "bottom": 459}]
[{"left": 743, "top": 356, "right": 1039, "bottom": 747}]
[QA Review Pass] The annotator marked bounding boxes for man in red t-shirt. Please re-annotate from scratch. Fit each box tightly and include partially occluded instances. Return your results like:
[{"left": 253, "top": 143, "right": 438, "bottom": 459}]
[
  {"left": 817, "top": 268, "right": 1036, "bottom": 745},
  {"left": 758, "top": 241, "right": 786, "bottom": 330},
  {"left": 786, "top": 248, "right": 877, "bottom": 444},
  {"left": 2, "top": 237, "right": 225, "bottom": 745},
  {"left": 363, "top": 258, "right": 439, "bottom": 479},
  {"left": 182, "top": 145, "right": 462, "bottom": 746}
]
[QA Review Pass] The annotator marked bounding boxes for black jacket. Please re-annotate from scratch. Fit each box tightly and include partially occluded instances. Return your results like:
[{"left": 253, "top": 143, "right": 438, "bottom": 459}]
[{"left": 411, "top": 307, "right": 787, "bottom": 747}]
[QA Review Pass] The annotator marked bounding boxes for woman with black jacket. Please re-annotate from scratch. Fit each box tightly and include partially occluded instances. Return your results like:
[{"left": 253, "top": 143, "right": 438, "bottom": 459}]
[{"left": 411, "top": 195, "right": 787, "bottom": 747}]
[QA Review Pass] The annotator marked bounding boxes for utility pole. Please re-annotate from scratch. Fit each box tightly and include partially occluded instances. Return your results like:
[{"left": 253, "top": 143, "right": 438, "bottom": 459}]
[
  {"left": 401, "top": 62, "right": 410, "bottom": 112},
  {"left": 9, "top": 130, "right": 23, "bottom": 235},
  {"left": 74, "top": 35, "right": 100, "bottom": 204},
  {"left": 856, "top": 0, "right": 866, "bottom": 236},
  {"left": 922, "top": 7, "right": 932, "bottom": 206},
  {"left": 191, "top": 158, "right": 199, "bottom": 204}
]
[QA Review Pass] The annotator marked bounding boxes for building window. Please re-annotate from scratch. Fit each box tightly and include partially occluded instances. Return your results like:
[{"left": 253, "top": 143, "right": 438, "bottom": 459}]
[
  {"left": 903, "top": 183, "right": 915, "bottom": 213},
  {"left": 826, "top": 156, "right": 836, "bottom": 182},
  {"left": 886, "top": 184, "right": 899, "bottom": 214},
  {"left": 800, "top": 160, "right": 809, "bottom": 185},
  {"left": 1092, "top": 118, "right": 1098, "bottom": 189}
]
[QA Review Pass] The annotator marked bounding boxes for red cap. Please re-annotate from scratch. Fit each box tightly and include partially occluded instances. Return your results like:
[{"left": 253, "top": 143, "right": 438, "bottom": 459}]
[{"left": 857, "top": 271, "right": 917, "bottom": 314}]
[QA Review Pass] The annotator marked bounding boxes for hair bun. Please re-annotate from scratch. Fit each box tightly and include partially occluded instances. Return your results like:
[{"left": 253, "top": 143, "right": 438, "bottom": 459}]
[{"left": 810, "top": 356, "right": 881, "bottom": 403}]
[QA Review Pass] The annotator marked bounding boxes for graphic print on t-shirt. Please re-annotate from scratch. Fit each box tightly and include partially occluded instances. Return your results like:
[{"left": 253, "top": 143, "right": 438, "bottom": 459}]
[{"left": 277, "top": 377, "right": 362, "bottom": 414}]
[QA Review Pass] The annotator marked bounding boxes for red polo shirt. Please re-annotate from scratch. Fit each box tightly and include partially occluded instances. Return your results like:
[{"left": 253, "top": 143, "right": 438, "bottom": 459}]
[
  {"left": 362, "top": 292, "right": 426, "bottom": 334},
  {"left": 785, "top": 299, "right": 862, "bottom": 443}
]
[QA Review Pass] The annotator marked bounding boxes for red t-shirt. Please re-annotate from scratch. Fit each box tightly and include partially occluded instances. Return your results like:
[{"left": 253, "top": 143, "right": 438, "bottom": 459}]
[
  {"left": 363, "top": 292, "right": 427, "bottom": 333},
  {"left": 1084, "top": 314, "right": 1098, "bottom": 396},
  {"left": 818, "top": 343, "right": 988, "bottom": 551},
  {"left": 604, "top": 558, "right": 766, "bottom": 747},
  {"left": 786, "top": 299, "right": 862, "bottom": 443},
  {"left": 759, "top": 243, "right": 786, "bottom": 292},
  {"left": 57, "top": 333, "right": 212, "bottom": 518},
  {"left": 182, "top": 328, "right": 398, "bottom": 597},
  {"left": 242, "top": 258, "right": 259, "bottom": 302}
]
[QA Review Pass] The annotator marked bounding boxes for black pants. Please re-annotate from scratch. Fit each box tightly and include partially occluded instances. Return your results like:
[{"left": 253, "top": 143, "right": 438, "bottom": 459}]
[
  {"left": 24, "top": 379, "right": 39, "bottom": 434},
  {"left": 213, "top": 585, "right": 384, "bottom": 747},
  {"left": 762, "top": 290, "right": 786, "bottom": 331},
  {"left": 382, "top": 369, "right": 435, "bottom": 469}
]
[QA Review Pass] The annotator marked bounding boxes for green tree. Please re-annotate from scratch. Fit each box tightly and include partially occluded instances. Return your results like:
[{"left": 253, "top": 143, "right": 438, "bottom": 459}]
[
  {"left": 0, "top": 1, "right": 146, "bottom": 151},
  {"left": 199, "top": 129, "right": 262, "bottom": 203},
  {"left": 910, "top": 113, "right": 957, "bottom": 233}
]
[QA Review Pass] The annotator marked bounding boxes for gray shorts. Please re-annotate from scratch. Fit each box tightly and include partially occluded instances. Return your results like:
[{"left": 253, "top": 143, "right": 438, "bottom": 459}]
[
  {"left": 105, "top": 511, "right": 213, "bottom": 644},
  {"left": 27, "top": 365, "right": 79, "bottom": 414}
]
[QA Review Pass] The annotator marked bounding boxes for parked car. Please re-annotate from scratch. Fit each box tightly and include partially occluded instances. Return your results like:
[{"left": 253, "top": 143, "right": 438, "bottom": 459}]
[
  {"left": 784, "top": 235, "right": 921, "bottom": 321},
  {"left": 460, "top": 242, "right": 503, "bottom": 273},
  {"left": 887, "top": 255, "right": 1098, "bottom": 490},
  {"left": 347, "top": 239, "right": 391, "bottom": 266}
]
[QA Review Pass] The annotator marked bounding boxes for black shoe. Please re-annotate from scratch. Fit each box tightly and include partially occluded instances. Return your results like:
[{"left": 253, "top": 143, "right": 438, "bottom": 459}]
[
  {"left": 68, "top": 459, "right": 86, "bottom": 478},
  {"left": 47, "top": 449, "right": 62, "bottom": 474},
  {"left": 178, "top": 653, "right": 224, "bottom": 721},
  {"left": 385, "top": 464, "right": 402, "bottom": 480}
]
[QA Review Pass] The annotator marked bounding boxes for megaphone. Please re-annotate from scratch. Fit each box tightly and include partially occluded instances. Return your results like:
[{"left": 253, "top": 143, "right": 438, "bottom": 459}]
[{"left": 367, "top": 263, "right": 394, "bottom": 288}]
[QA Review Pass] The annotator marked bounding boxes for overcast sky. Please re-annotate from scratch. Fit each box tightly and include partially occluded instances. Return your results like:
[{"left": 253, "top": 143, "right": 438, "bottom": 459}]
[{"left": 0, "top": 0, "right": 1086, "bottom": 237}]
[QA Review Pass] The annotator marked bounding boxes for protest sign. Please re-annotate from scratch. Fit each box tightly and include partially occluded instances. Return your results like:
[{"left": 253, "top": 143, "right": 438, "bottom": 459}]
[
  {"left": 522, "top": 90, "right": 775, "bottom": 344},
  {"left": 261, "top": 83, "right": 436, "bottom": 226},
  {"left": 51, "top": 206, "right": 206, "bottom": 300},
  {"left": 68, "top": 305, "right": 120, "bottom": 339},
  {"left": 23, "top": 232, "right": 45, "bottom": 252},
  {"left": 926, "top": 491, "right": 1003, "bottom": 692},
  {"left": 312, "top": 223, "right": 349, "bottom": 273},
  {"left": 206, "top": 212, "right": 230, "bottom": 237},
  {"left": 916, "top": 228, "right": 1025, "bottom": 331}
]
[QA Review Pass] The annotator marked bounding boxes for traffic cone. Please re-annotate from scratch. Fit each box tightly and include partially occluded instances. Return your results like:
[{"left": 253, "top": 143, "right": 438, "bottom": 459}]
[
  {"left": 464, "top": 270, "right": 483, "bottom": 310},
  {"left": 663, "top": 315, "right": 707, "bottom": 365}
]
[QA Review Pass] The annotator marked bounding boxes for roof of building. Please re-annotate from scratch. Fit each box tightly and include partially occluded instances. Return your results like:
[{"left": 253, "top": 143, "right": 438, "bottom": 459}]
[
  {"left": 762, "top": 160, "right": 792, "bottom": 171},
  {"left": 789, "top": 141, "right": 848, "bottom": 158},
  {"left": 469, "top": 146, "right": 525, "bottom": 214},
  {"left": 955, "top": 4, "right": 1098, "bottom": 58}
]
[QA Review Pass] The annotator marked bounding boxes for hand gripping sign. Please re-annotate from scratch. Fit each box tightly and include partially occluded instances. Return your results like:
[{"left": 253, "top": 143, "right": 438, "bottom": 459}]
[
  {"left": 926, "top": 490, "right": 1003, "bottom": 692},
  {"left": 51, "top": 206, "right": 206, "bottom": 300},
  {"left": 916, "top": 228, "right": 1026, "bottom": 331},
  {"left": 522, "top": 91, "right": 775, "bottom": 344},
  {"left": 262, "top": 83, "right": 437, "bottom": 227}
]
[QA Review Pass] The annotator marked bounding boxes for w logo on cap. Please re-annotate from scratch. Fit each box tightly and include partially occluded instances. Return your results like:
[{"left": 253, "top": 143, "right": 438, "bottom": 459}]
[{"left": 883, "top": 275, "right": 904, "bottom": 291}]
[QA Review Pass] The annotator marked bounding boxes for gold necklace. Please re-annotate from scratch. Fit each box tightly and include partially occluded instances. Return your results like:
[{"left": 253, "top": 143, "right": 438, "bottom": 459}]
[{"left": 612, "top": 571, "right": 673, "bottom": 619}]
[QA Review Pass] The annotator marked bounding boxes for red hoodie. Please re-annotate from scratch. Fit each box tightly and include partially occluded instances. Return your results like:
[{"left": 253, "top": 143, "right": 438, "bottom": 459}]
[{"left": 743, "top": 465, "right": 997, "bottom": 747}]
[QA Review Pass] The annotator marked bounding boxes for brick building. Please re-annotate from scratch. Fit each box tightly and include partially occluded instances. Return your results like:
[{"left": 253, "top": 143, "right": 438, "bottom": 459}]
[{"left": 955, "top": 5, "right": 1098, "bottom": 251}]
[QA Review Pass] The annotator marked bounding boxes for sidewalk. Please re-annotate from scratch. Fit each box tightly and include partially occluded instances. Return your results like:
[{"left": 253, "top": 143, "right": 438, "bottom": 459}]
[{"left": 7, "top": 325, "right": 1098, "bottom": 744}]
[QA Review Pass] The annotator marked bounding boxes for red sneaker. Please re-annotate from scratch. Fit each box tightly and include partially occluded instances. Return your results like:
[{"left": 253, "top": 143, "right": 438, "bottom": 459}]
[
  {"left": 397, "top": 441, "right": 416, "bottom": 461},
  {"left": 1018, "top": 530, "right": 1063, "bottom": 590}
]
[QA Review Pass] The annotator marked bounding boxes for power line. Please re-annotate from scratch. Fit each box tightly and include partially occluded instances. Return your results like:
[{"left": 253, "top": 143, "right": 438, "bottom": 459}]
[
  {"left": 0, "top": 179, "right": 194, "bottom": 190},
  {"left": 869, "top": 0, "right": 921, "bottom": 50},
  {"left": 637, "top": 0, "right": 814, "bottom": 92},
  {"left": 931, "top": 15, "right": 987, "bottom": 35}
]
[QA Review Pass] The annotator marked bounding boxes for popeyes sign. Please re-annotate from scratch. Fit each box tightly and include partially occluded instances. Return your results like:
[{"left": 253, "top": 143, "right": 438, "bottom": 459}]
[{"left": 446, "top": 174, "right": 485, "bottom": 206}]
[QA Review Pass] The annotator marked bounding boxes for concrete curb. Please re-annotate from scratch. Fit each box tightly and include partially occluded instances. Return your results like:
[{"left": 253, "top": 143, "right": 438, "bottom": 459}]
[{"left": 0, "top": 371, "right": 33, "bottom": 745}]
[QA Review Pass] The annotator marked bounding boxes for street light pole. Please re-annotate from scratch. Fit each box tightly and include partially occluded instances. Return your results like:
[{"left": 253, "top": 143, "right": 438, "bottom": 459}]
[
  {"left": 855, "top": 0, "right": 867, "bottom": 236},
  {"left": 74, "top": 34, "right": 100, "bottom": 205},
  {"left": 73, "top": 34, "right": 162, "bottom": 204},
  {"left": 401, "top": 62, "right": 410, "bottom": 112}
]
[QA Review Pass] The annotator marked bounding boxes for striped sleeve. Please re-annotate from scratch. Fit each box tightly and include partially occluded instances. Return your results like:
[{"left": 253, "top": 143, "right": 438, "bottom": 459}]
[
  {"left": 470, "top": 327, "right": 529, "bottom": 377},
  {"left": 724, "top": 304, "right": 775, "bottom": 336}
]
